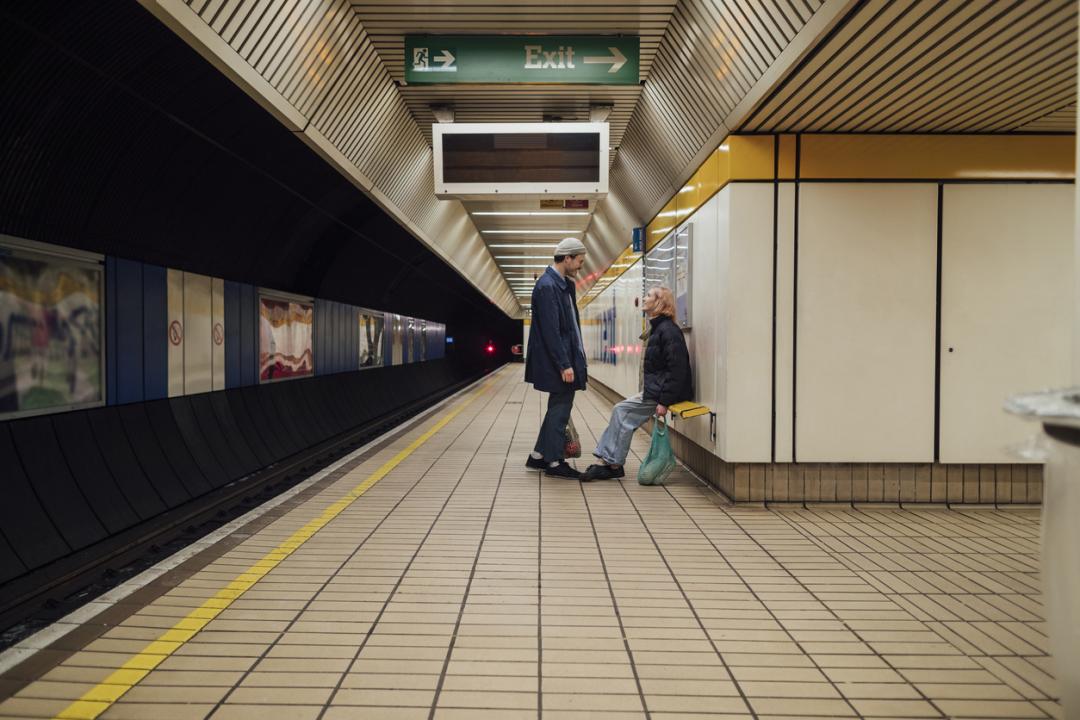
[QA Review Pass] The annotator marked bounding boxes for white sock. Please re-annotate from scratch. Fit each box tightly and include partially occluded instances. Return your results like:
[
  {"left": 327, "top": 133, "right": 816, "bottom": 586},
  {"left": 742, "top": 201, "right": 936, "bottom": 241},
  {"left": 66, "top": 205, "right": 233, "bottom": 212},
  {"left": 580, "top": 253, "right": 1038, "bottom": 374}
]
[
  {"left": 549, "top": 461, "right": 561, "bottom": 468},
  {"left": 530, "top": 451, "right": 543, "bottom": 460}
]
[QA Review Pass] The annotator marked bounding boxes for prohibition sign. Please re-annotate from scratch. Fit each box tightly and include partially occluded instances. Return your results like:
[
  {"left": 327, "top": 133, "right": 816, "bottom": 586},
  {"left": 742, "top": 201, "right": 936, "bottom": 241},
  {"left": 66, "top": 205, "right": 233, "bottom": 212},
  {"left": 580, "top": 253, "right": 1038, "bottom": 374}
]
[
  {"left": 169, "top": 320, "right": 183, "bottom": 346},
  {"left": 213, "top": 322, "right": 224, "bottom": 346}
]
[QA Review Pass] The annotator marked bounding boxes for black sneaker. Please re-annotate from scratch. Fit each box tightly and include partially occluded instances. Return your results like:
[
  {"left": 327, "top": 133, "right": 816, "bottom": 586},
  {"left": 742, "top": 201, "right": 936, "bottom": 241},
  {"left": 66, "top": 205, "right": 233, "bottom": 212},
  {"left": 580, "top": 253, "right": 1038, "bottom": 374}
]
[
  {"left": 525, "top": 455, "right": 547, "bottom": 470},
  {"left": 544, "top": 461, "right": 581, "bottom": 479},
  {"left": 582, "top": 464, "right": 625, "bottom": 481}
]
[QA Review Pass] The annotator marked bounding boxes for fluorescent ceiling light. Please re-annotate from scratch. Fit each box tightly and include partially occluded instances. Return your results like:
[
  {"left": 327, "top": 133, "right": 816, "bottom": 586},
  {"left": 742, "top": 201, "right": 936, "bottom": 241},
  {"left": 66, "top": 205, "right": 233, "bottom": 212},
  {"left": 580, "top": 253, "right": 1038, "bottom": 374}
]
[
  {"left": 489, "top": 243, "right": 559, "bottom": 249},
  {"left": 473, "top": 211, "right": 588, "bottom": 216},
  {"left": 482, "top": 230, "right": 582, "bottom": 235},
  {"left": 495, "top": 255, "right": 557, "bottom": 260},
  {"left": 499, "top": 263, "right": 550, "bottom": 268}
]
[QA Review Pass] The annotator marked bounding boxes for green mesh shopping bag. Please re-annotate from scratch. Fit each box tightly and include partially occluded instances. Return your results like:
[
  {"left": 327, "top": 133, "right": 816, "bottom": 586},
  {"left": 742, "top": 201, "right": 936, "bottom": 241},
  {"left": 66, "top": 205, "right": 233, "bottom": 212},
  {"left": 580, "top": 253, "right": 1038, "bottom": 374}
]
[{"left": 638, "top": 415, "right": 676, "bottom": 486}]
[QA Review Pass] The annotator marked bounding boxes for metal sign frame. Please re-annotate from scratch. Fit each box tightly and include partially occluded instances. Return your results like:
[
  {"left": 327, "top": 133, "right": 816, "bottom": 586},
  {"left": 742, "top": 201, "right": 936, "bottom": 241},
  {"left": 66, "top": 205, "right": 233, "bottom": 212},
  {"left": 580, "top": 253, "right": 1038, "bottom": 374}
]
[{"left": 433, "top": 122, "right": 608, "bottom": 200}]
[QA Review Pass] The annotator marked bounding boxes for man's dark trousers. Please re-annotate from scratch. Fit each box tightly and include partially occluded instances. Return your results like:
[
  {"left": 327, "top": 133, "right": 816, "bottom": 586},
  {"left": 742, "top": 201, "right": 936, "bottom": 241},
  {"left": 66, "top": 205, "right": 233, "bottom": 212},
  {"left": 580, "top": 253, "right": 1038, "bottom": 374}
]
[{"left": 535, "top": 388, "right": 574, "bottom": 462}]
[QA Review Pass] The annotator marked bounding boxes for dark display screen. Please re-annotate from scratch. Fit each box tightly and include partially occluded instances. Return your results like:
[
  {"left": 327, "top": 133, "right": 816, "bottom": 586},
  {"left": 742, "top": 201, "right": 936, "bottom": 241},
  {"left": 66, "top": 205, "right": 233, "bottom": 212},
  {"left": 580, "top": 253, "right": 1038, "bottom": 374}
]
[{"left": 442, "top": 132, "right": 600, "bottom": 183}]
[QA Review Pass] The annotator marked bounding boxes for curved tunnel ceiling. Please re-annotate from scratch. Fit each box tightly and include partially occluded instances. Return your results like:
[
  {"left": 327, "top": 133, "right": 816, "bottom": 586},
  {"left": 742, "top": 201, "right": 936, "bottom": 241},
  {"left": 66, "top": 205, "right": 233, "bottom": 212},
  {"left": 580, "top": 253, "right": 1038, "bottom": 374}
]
[
  {"left": 58, "top": 0, "right": 1074, "bottom": 312},
  {"left": 0, "top": 2, "right": 519, "bottom": 340}
]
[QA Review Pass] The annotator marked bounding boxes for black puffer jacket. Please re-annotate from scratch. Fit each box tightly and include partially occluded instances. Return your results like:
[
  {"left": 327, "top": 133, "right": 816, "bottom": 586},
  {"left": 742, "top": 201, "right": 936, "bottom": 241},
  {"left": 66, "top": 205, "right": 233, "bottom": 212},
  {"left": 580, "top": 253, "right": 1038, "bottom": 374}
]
[{"left": 642, "top": 315, "right": 693, "bottom": 406}]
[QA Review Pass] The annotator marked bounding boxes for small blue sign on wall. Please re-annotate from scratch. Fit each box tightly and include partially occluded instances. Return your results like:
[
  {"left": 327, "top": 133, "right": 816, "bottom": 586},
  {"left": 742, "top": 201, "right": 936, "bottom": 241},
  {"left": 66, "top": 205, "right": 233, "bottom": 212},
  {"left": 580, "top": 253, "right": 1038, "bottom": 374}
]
[{"left": 632, "top": 226, "right": 644, "bottom": 253}]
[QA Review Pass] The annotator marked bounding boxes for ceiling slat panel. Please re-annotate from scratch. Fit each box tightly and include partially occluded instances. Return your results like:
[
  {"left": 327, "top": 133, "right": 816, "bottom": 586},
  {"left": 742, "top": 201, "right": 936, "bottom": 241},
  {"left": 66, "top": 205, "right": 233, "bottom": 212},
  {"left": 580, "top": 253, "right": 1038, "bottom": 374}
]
[
  {"left": 740, "top": 0, "right": 1077, "bottom": 133},
  {"left": 852, "top": 7, "right": 1074, "bottom": 132},
  {"left": 175, "top": 0, "right": 521, "bottom": 315}
]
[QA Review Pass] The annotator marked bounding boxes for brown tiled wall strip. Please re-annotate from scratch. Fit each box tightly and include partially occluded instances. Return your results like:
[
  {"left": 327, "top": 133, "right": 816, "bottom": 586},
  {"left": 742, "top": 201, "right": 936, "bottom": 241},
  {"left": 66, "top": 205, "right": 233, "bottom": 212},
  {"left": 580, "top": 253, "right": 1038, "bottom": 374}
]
[{"left": 588, "top": 377, "right": 1043, "bottom": 506}]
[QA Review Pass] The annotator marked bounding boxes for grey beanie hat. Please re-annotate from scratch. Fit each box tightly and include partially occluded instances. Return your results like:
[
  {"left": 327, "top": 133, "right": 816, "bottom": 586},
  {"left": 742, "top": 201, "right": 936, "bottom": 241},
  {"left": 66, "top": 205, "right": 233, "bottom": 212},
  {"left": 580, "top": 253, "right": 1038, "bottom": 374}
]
[{"left": 555, "top": 237, "right": 587, "bottom": 256}]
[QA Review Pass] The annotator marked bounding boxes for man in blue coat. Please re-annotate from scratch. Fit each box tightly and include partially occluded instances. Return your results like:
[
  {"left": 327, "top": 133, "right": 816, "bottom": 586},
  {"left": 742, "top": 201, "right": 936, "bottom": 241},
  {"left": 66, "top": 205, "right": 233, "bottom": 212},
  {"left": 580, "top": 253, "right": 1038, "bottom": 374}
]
[{"left": 525, "top": 237, "right": 588, "bottom": 479}]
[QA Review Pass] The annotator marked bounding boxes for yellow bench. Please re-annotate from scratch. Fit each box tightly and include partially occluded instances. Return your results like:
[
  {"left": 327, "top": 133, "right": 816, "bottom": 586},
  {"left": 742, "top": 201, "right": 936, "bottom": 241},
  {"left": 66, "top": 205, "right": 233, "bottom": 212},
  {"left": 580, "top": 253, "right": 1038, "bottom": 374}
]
[
  {"left": 668, "top": 401, "right": 716, "bottom": 441},
  {"left": 669, "top": 401, "right": 710, "bottom": 419}
]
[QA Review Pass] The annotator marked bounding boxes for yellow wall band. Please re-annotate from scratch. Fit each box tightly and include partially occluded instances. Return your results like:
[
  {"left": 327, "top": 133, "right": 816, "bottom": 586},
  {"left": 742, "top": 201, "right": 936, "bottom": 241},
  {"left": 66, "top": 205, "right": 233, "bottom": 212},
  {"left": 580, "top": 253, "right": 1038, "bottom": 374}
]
[
  {"left": 54, "top": 380, "right": 493, "bottom": 720},
  {"left": 800, "top": 135, "right": 1074, "bottom": 180},
  {"left": 582, "top": 133, "right": 1074, "bottom": 309}
]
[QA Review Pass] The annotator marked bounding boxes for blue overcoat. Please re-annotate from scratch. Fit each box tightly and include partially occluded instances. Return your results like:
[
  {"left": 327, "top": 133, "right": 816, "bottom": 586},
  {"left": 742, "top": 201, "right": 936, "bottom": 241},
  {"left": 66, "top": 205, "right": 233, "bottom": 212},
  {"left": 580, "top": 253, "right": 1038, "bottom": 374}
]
[{"left": 525, "top": 266, "right": 588, "bottom": 393}]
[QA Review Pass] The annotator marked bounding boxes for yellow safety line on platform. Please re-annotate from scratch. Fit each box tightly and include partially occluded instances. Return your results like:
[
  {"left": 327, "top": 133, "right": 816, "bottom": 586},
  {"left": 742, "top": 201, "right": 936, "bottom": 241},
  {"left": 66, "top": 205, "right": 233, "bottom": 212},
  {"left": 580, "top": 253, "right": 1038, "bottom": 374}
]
[{"left": 55, "top": 378, "right": 494, "bottom": 720}]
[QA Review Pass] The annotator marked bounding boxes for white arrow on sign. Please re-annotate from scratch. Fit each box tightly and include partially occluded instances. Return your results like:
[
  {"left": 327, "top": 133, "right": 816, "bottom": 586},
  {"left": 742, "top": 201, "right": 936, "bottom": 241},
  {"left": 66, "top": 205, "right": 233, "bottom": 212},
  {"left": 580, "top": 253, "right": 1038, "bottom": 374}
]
[
  {"left": 583, "top": 47, "right": 627, "bottom": 73},
  {"left": 436, "top": 50, "right": 456, "bottom": 70}
]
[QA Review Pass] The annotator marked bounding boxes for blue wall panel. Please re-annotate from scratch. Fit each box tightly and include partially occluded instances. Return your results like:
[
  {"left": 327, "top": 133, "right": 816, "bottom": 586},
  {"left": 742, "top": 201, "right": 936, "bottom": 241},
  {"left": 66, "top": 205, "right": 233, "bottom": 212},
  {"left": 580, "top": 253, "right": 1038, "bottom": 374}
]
[
  {"left": 224, "top": 280, "right": 241, "bottom": 388},
  {"left": 240, "top": 284, "right": 257, "bottom": 386},
  {"left": 142, "top": 264, "right": 167, "bottom": 400},
  {"left": 114, "top": 258, "right": 144, "bottom": 405},
  {"left": 105, "top": 257, "right": 118, "bottom": 406}
]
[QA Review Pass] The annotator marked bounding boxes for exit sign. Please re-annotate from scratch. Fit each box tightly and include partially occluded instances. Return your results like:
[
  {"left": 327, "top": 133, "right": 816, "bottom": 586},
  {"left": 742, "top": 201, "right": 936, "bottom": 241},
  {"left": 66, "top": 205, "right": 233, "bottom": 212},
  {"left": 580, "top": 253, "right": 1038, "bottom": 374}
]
[{"left": 405, "top": 35, "right": 640, "bottom": 85}]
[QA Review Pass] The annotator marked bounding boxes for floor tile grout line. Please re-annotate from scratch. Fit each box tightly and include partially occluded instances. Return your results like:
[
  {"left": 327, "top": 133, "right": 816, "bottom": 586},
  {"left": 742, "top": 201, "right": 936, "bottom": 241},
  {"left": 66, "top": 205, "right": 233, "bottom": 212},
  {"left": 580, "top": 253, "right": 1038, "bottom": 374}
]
[
  {"left": 577, "top": 475, "right": 652, "bottom": 719},
  {"left": 717, "top": 501, "right": 1041, "bottom": 719},
  {"left": 611, "top": 480, "right": 768, "bottom": 719},
  {"left": 50, "top": 376, "right": 505, "bottom": 720},
  {"left": 666, "top": 491, "right": 929, "bottom": 715},
  {"left": 777, "top": 507, "right": 1054, "bottom": 634},
  {"left": 202, "top": 373, "right": 509, "bottom": 720},
  {"left": 536, "top": 397, "right": 544, "bottom": 720},
  {"left": 773, "top": 511, "right": 1058, "bottom": 716},
  {"left": 0, "top": 373, "right": 495, "bottom": 681},
  {"left": 310, "top": 370, "right": 517, "bottom": 720},
  {"left": 426, "top": 374, "right": 526, "bottom": 720}
]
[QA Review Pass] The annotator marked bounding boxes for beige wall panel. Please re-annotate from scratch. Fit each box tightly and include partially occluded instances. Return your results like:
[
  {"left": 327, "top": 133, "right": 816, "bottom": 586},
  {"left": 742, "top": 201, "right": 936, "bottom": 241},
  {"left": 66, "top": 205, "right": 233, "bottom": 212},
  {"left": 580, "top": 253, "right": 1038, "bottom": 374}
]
[
  {"left": 774, "top": 183, "right": 797, "bottom": 462},
  {"left": 940, "top": 184, "right": 1074, "bottom": 463},
  {"left": 680, "top": 196, "right": 719, "bottom": 453},
  {"left": 727, "top": 184, "right": 776, "bottom": 462},
  {"left": 166, "top": 268, "right": 185, "bottom": 398},
  {"left": 797, "top": 184, "right": 937, "bottom": 462},
  {"left": 211, "top": 277, "right": 226, "bottom": 391},
  {"left": 713, "top": 192, "right": 732, "bottom": 458},
  {"left": 183, "top": 272, "right": 213, "bottom": 394}
]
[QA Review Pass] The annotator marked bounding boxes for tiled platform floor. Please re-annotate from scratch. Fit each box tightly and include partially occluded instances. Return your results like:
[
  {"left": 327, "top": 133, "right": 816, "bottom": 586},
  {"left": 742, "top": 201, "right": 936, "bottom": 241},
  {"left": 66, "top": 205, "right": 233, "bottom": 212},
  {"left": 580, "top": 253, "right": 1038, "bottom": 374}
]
[{"left": 0, "top": 366, "right": 1059, "bottom": 719}]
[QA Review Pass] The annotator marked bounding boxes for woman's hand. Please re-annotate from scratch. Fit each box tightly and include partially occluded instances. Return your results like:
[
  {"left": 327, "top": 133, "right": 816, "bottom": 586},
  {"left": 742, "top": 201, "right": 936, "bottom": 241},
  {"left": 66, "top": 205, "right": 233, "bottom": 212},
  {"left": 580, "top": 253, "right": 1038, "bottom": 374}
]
[
  {"left": 656, "top": 404, "right": 667, "bottom": 417},
  {"left": 562, "top": 368, "right": 575, "bottom": 383}
]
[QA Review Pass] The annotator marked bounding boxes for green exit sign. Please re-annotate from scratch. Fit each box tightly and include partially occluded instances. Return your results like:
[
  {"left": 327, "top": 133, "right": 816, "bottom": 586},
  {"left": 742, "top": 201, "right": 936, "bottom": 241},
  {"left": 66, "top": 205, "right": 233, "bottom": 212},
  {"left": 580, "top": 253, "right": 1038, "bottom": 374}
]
[{"left": 405, "top": 35, "right": 639, "bottom": 85}]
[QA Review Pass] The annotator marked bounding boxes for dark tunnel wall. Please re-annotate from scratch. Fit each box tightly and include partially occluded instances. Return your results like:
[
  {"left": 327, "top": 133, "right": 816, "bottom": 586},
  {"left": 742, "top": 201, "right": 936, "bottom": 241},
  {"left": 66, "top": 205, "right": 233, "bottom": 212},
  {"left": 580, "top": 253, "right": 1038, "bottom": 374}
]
[
  {"left": 0, "top": 2, "right": 520, "bottom": 362},
  {"left": 0, "top": 1, "right": 522, "bottom": 622}
]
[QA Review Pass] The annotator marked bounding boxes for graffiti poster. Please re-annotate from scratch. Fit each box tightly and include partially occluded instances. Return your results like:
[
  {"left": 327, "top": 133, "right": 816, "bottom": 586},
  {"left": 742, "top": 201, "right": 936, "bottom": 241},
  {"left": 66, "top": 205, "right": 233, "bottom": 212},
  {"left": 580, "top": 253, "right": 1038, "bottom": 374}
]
[
  {"left": 359, "top": 312, "right": 384, "bottom": 368},
  {"left": 0, "top": 251, "right": 102, "bottom": 416},
  {"left": 259, "top": 297, "right": 314, "bottom": 382}
]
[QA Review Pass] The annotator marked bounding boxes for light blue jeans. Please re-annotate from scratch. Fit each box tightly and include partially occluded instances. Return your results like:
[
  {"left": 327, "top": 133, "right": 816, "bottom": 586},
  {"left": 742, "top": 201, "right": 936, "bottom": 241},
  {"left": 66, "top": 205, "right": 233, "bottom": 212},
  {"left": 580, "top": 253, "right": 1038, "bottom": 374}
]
[{"left": 594, "top": 393, "right": 655, "bottom": 466}]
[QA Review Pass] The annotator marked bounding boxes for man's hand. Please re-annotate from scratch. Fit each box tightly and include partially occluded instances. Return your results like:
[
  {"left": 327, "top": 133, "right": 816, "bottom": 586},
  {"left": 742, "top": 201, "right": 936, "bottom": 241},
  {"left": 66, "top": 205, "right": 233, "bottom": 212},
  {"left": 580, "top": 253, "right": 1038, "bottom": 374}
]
[
  {"left": 561, "top": 368, "right": 575, "bottom": 383},
  {"left": 656, "top": 404, "right": 667, "bottom": 417}
]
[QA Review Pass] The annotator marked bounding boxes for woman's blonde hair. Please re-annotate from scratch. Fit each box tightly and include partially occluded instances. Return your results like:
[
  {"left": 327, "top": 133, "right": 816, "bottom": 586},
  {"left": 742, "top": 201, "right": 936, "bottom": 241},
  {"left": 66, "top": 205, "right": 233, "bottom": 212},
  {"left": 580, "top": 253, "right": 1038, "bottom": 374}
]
[{"left": 648, "top": 286, "right": 676, "bottom": 319}]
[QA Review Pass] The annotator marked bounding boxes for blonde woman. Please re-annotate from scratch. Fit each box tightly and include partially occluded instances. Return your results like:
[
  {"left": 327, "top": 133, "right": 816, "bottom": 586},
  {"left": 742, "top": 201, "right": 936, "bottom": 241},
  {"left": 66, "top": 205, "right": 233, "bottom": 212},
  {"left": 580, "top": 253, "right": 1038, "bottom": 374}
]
[{"left": 583, "top": 286, "right": 693, "bottom": 481}]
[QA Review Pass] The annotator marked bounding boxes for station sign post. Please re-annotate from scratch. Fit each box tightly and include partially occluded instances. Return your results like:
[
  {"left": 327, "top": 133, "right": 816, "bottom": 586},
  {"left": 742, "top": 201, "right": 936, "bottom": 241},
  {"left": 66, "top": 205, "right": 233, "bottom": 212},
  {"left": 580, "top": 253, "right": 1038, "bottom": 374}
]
[{"left": 405, "top": 35, "right": 639, "bottom": 85}]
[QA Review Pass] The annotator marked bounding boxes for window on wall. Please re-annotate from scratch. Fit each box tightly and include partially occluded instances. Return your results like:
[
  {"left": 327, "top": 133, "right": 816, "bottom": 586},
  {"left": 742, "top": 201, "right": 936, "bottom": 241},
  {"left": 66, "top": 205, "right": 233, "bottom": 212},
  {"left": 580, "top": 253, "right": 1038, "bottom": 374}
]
[
  {"left": 258, "top": 293, "right": 314, "bottom": 382},
  {"left": 359, "top": 312, "right": 384, "bottom": 368},
  {"left": 0, "top": 237, "right": 105, "bottom": 418}
]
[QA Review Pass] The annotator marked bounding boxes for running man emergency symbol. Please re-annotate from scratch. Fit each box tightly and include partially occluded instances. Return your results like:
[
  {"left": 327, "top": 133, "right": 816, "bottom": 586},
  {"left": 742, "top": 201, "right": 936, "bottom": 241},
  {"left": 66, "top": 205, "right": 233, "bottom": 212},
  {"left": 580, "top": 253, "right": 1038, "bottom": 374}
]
[{"left": 412, "top": 47, "right": 456, "bottom": 72}]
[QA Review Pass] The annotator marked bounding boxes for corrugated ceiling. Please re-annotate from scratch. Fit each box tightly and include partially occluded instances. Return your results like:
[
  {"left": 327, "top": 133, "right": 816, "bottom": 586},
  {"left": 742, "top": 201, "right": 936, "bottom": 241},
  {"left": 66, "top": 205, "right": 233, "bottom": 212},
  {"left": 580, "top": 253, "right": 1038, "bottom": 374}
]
[
  {"left": 740, "top": 0, "right": 1078, "bottom": 133},
  {"left": 145, "top": 0, "right": 1074, "bottom": 313}
]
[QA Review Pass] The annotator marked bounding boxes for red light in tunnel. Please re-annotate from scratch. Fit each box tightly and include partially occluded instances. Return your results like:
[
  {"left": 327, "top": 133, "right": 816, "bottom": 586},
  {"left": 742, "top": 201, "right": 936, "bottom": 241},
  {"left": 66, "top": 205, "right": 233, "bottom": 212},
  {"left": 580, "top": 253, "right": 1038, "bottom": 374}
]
[{"left": 486, "top": 343, "right": 495, "bottom": 354}]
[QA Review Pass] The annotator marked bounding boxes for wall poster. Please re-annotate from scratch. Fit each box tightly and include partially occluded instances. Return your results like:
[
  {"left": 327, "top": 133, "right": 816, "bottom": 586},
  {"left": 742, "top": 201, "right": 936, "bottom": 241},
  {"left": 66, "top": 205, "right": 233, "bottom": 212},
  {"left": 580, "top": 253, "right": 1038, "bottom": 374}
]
[
  {"left": 259, "top": 295, "right": 314, "bottom": 382},
  {"left": 391, "top": 314, "right": 404, "bottom": 365},
  {"left": 0, "top": 241, "right": 103, "bottom": 417},
  {"left": 359, "top": 311, "right": 384, "bottom": 368},
  {"left": 674, "top": 222, "right": 692, "bottom": 328},
  {"left": 643, "top": 223, "right": 692, "bottom": 329},
  {"left": 643, "top": 232, "right": 676, "bottom": 295}
]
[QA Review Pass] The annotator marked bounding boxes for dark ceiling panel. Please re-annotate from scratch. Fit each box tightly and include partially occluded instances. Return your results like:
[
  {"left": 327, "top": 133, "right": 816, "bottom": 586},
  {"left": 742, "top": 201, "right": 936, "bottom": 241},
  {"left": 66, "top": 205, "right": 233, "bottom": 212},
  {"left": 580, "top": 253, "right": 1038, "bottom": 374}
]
[{"left": 0, "top": 1, "right": 517, "bottom": 346}]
